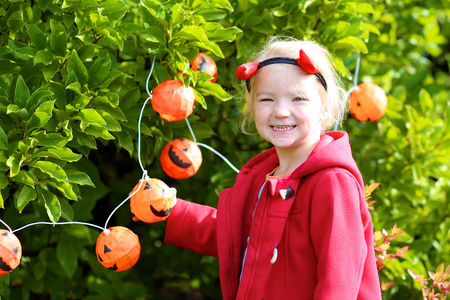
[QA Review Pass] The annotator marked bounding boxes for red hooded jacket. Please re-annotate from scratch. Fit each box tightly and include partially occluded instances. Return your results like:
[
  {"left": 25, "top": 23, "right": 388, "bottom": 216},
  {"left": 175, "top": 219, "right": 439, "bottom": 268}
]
[{"left": 164, "top": 131, "right": 382, "bottom": 299}]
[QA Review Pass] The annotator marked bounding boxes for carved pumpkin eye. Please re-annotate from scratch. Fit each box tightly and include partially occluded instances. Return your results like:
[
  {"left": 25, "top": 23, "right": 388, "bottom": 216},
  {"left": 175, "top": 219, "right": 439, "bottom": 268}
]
[
  {"left": 349, "top": 83, "right": 388, "bottom": 122},
  {"left": 189, "top": 53, "right": 218, "bottom": 83},
  {"left": 95, "top": 226, "right": 140, "bottom": 272},
  {"left": 151, "top": 80, "right": 196, "bottom": 122},
  {"left": 0, "top": 229, "right": 22, "bottom": 275},
  {"left": 160, "top": 138, "right": 202, "bottom": 179},
  {"left": 130, "top": 179, "right": 177, "bottom": 223}
]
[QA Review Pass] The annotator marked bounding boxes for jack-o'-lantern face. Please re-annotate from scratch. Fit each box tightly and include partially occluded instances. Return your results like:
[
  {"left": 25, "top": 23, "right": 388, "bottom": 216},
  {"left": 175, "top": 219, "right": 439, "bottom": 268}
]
[
  {"left": 190, "top": 53, "right": 218, "bottom": 83},
  {"left": 349, "top": 82, "right": 388, "bottom": 122},
  {"left": 151, "top": 80, "right": 196, "bottom": 122},
  {"left": 160, "top": 138, "right": 202, "bottom": 179},
  {"left": 96, "top": 226, "right": 140, "bottom": 272},
  {"left": 130, "top": 178, "right": 177, "bottom": 223},
  {"left": 0, "top": 229, "right": 22, "bottom": 276}
]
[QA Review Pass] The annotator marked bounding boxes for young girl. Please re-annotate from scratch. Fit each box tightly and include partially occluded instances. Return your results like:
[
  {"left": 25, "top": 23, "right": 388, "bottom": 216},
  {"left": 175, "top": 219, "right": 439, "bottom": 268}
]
[{"left": 162, "top": 37, "right": 382, "bottom": 299}]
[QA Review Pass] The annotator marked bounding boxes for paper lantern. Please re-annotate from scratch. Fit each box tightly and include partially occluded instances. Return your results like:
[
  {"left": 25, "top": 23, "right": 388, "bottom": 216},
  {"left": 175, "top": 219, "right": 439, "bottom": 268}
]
[
  {"left": 349, "top": 82, "right": 388, "bottom": 122},
  {"left": 96, "top": 226, "right": 140, "bottom": 272},
  {"left": 130, "top": 178, "right": 177, "bottom": 223},
  {"left": 160, "top": 138, "right": 202, "bottom": 179},
  {"left": 0, "top": 230, "right": 22, "bottom": 276},
  {"left": 190, "top": 53, "right": 218, "bottom": 83},
  {"left": 152, "top": 80, "right": 195, "bottom": 122}
]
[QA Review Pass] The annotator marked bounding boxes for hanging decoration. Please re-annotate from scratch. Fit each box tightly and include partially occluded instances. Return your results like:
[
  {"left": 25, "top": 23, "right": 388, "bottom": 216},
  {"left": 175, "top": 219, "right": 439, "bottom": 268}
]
[
  {"left": 0, "top": 229, "right": 22, "bottom": 276},
  {"left": 151, "top": 80, "right": 196, "bottom": 122},
  {"left": 0, "top": 54, "right": 241, "bottom": 276},
  {"left": 96, "top": 226, "right": 141, "bottom": 272},
  {"left": 130, "top": 178, "right": 177, "bottom": 223},
  {"left": 160, "top": 138, "right": 203, "bottom": 179},
  {"left": 349, "top": 82, "right": 388, "bottom": 122},
  {"left": 190, "top": 53, "right": 218, "bottom": 83}
]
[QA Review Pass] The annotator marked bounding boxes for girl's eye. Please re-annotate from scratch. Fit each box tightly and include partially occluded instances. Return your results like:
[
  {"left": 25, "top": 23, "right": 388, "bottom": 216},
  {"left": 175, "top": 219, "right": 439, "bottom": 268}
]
[
  {"left": 293, "top": 97, "right": 307, "bottom": 102},
  {"left": 259, "top": 98, "right": 273, "bottom": 102}
]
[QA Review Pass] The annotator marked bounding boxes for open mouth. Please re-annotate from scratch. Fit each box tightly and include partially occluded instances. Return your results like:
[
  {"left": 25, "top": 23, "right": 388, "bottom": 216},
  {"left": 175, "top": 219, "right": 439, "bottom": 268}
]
[{"left": 271, "top": 125, "right": 295, "bottom": 131}]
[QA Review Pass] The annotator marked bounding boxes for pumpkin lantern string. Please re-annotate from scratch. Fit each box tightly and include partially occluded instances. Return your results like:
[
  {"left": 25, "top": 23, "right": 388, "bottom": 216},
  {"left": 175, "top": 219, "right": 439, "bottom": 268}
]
[{"left": 0, "top": 52, "right": 248, "bottom": 274}]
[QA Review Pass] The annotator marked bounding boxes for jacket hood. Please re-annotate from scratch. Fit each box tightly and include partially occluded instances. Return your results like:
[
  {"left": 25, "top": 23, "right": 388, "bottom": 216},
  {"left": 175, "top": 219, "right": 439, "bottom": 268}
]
[{"left": 237, "top": 131, "right": 363, "bottom": 185}]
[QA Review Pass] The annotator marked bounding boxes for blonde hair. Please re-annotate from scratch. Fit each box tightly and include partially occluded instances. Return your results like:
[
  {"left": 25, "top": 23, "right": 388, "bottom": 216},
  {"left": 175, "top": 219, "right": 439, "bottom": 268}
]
[{"left": 240, "top": 36, "right": 348, "bottom": 132}]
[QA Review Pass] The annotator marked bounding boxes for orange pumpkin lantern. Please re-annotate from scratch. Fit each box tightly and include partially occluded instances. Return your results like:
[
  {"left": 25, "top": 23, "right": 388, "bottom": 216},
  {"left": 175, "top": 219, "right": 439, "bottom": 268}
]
[
  {"left": 160, "top": 138, "right": 202, "bottom": 179},
  {"left": 190, "top": 53, "right": 218, "bottom": 83},
  {"left": 130, "top": 178, "right": 177, "bottom": 223},
  {"left": 0, "top": 230, "right": 22, "bottom": 276},
  {"left": 96, "top": 226, "right": 140, "bottom": 272},
  {"left": 152, "top": 80, "right": 196, "bottom": 122},
  {"left": 349, "top": 82, "right": 388, "bottom": 122}
]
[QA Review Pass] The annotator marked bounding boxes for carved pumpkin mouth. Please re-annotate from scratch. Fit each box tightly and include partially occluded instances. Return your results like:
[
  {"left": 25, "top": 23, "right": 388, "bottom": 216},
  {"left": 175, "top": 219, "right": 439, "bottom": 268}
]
[{"left": 168, "top": 145, "right": 192, "bottom": 168}]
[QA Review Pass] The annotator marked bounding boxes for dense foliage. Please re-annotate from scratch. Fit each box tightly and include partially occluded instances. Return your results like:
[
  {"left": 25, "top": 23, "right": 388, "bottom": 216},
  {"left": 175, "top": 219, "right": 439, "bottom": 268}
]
[{"left": 0, "top": 0, "right": 448, "bottom": 299}]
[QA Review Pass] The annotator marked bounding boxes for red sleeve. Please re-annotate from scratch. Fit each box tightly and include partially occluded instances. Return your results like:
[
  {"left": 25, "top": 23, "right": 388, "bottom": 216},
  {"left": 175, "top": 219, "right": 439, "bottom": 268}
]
[
  {"left": 310, "top": 169, "right": 367, "bottom": 299},
  {"left": 164, "top": 199, "right": 218, "bottom": 257}
]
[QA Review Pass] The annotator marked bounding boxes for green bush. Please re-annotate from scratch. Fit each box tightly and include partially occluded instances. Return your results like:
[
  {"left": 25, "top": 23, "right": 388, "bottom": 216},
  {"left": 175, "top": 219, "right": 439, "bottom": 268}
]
[{"left": 0, "top": 0, "right": 448, "bottom": 298}]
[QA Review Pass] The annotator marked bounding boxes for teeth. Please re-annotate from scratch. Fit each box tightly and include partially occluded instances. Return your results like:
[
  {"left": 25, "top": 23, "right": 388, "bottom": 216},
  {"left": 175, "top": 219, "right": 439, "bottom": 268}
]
[{"left": 272, "top": 126, "right": 294, "bottom": 131}]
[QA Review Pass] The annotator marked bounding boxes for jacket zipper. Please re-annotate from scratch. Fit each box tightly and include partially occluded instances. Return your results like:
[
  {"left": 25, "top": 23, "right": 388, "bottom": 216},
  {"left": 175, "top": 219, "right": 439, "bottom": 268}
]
[{"left": 244, "top": 187, "right": 271, "bottom": 300}]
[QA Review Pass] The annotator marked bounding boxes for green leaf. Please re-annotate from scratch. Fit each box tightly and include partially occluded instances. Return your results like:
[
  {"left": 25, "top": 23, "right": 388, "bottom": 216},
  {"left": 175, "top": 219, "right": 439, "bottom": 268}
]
[
  {"left": 74, "top": 108, "right": 106, "bottom": 131},
  {"left": 7, "top": 155, "right": 21, "bottom": 177},
  {"left": 99, "top": 0, "right": 128, "bottom": 23},
  {"left": 331, "top": 36, "right": 368, "bottom": 53},
  {"left": 37, "top": 185, "right": 61, "bottom": 222},
  {"left": 57, "top": 241, "right": 78, "bottom": 278},
  {"left": 0, "top": 126, "right": 8, "bottom": 150},
  {"left": 32, "top": 132, "right": 69, "bottom": 147},
  {"left": 60, "top": 198, "right": 74, "bottom": 221},
  {"left": 12, "top": 47, "right": 38, "bottom": 60},
  {"left": 33, "top": 147, "right": 82, "bottom": 162},
  {"left": 84, "top": 124, "right": 115, "bottom": 140},
  {"left": 138, "top": 27, "right": 166, "bottom": 44},
  {"left": 419, "top": 88, "right": 433, "bottom": 118},
  {"left": 14, "top": 75, "right": 30, "bottom": 108},
  {"left": 49, "top": 19, "right": 67, "bottom": 56},
  {"left": 97, "top": 110, "right": 121, "bottom": 131},
  {"left": 67, "top": 50, "right": 88, "bottom": 85},
  {"left": 7, "top": 104, "right": 30, "bottom": 120},
  {"left": 47, "top": 179, "right": 77, "bottom": 200},
  {"left": 66, "top": 169, "right": 94, "bottom": 187},
  {"left": 16, "top": 185, "right": 37, "bottom": 213},
  {"left": 26, "top": 112, "right": 52, "bottom": 134},
  {"left": 26, "top": 24, "right": 47, "bottom": 50},
  {"left": 88, "top": 56, "right": 111, "bottom": 87},
  {"left": 195, "top": 81, "right": 232, "bottom": 101},
  {"left": 188, "top": 40, "right": 223, "bottom": 58},
  {"left": 173, "top": 25, "right": 209, "bottom": 43},
  {"left": 0, "top": 173, "right": 8, "bottom": 189},
  {"left": 27, "top": 87, "right": 54, "bottom": 113},
  {"left": 11, "top": 170, "right": 35, "bottom": 187},
  {"left": 30, "top": 161, "right": 68, "bottom": 182},
  {"left": 170, "top": 3, "right": 185, "bottom": 28},
  {"left": 356, "top": 3, "right": 374, "bottom": 14}
]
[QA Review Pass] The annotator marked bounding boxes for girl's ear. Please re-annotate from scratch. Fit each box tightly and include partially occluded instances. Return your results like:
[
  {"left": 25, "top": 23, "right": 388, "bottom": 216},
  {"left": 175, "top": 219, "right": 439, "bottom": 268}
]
[{"left": 319, "top": 107, "right": 328, "bottom": 122}]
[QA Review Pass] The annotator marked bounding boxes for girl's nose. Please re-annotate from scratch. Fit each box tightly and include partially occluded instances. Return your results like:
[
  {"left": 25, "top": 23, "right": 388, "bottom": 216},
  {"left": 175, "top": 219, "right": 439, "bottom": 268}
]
[{"left": 273, "top": 101, "right": 290, "bottom": 118}]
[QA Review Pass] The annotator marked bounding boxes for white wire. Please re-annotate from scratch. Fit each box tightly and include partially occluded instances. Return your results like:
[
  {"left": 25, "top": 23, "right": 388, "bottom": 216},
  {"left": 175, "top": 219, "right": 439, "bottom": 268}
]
[
  {"left": 0, "top": 218, "right": 13, "bottom": 232},
  {"left": 197, "top": 142, "right": 240, "bottom": 174},
  {"left": 334, "top": 52, "right": 361, "bottom": 131},
  {"left": 12, "top": 221, "right": 106, "bottom": 234},
  {"left": 103, "top": 172, "right": 148, "bottom": 229},
  {"left": 185, "top": 118, "right": 197, "bottom": 143}
]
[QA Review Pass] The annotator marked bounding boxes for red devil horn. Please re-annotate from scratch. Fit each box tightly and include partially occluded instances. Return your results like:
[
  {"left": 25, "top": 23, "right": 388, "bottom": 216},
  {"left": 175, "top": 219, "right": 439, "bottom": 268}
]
[
  {"left": 297, "top": 49, "right": 319, "bottom": 74},
  {"left": 236, "top": 62, "right": 260, "bottom": 80}
]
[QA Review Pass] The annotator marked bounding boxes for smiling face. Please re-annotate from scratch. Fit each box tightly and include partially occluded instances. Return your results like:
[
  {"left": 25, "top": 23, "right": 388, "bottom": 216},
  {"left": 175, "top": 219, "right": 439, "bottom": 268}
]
[{"left": 252, "top": 64, "right": 326, "bottom": 154}]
